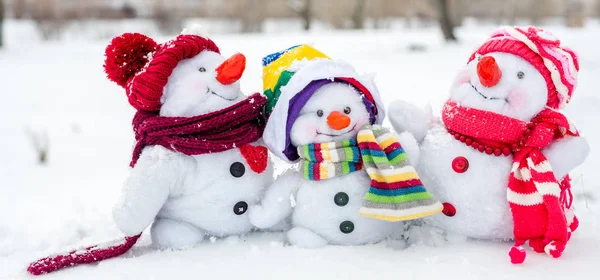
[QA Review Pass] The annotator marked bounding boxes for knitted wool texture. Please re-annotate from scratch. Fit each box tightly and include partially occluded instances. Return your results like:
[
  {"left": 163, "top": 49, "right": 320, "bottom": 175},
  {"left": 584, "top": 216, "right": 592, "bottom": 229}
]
[
  {"left": 28, "top": 235, "right": 141, "bottom": 275},
  {"left": 469, "top": 26, "right": 579, "bottom": 110},
  {"left": 104, "top": 33, "right": 220, "bottom": 111},
  {"left": 297, "top": 139, "right": 362, "bottom": 181},
  {"left": 357, "top": 125, "right": 442, "bottom": 222},
  {"left": 130, "top": 93, "right": 267, "bottom": 167},
  {"left": 442, "top": 100, "right": 579, "bottom": 263},
  {"left": 296, "top": 126, "right": 442, "bottom": 222},
  {"left": 262, "top": 44, "right": 330, "bottom": 115},
  {"left": 27, "top": 94, "right": 268, "bottom": 275}
]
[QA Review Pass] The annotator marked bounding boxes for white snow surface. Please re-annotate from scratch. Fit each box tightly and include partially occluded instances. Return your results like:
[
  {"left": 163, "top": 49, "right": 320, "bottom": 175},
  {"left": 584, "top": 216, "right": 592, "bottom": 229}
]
[{"left": 1, "top": 23, "right": 599, "bottom": 279}]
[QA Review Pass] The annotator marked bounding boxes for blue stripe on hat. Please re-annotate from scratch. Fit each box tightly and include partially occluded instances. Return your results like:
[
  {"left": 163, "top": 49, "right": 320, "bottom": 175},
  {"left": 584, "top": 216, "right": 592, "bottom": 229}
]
[{"left": 262, "top": 45, "right": 301, "bottom": 67}]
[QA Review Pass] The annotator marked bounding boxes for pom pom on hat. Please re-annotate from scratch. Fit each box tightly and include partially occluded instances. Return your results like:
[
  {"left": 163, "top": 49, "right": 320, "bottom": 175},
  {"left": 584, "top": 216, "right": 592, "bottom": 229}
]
[
  {"left": 104, "top": 33, "right": 158, "bottom": 88},
  {"left": 104, "top": 32, "right": 220, "bottom": 112}
]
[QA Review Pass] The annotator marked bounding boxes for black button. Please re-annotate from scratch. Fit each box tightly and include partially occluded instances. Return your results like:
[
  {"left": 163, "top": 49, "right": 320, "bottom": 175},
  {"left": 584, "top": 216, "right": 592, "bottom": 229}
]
[
  {"left": 339, "top": 221, "right": 354, "bottom": 234},
  {"left": 230, "top": 162, "right": 245, "bottom": 178},
  {"left": 233, "top": 201, "right": 248, "bottom": 215},
  {"left": 334, "top": 192, "right": 349, "bottom": 206}
]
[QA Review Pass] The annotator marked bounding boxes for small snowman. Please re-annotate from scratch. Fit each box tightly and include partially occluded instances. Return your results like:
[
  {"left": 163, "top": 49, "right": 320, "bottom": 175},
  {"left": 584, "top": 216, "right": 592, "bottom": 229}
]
[
  {"left": 388, "top": 26, "right": 589, "bottom": 263},
  {"left": 28, "top": 32, "right": 272, "bottom": 275},
  {"left": 249, "top": 45, "right": 442, "bottom": 248}
]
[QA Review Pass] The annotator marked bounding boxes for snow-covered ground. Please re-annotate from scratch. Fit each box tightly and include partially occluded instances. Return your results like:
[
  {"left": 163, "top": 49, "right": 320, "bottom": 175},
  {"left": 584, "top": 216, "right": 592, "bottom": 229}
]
[{"left": 1, "top": 22, "right": 599, "bottom": 279}]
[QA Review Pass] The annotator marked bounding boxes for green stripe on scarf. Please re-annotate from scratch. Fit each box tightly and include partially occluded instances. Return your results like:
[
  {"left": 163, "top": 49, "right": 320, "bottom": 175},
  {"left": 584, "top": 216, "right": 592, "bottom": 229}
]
[
  {"left": 297, "top": 139, "right": 362, "bottom": 181},
  {"left": 357, "top": 124, "right": 443, "bottom": 222},
  {"left": 364, "top": 191, "right": 432, "bottom": 204}
]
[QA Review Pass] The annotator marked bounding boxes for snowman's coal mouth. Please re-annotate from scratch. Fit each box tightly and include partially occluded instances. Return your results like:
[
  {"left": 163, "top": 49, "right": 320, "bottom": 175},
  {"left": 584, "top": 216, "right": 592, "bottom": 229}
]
[
  {"left": 317, "top": 124, "right": 357, "bottom": 137},
  {"left": 207, "top": 88, "right": 237, "bottom": 101},
  {"left": 469, "top": 82, "right": 506, "bottom": 102}
]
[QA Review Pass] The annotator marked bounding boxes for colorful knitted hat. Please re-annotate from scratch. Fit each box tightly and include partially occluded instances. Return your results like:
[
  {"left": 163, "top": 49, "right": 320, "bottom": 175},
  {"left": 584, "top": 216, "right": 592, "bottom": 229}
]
[
  {"left": 104, "top": 32, "right": 221, "bottom": 111},
  {"left": 357, "top": 125, "right": 443, "bottom": 221},
  {"left": 262, "top": 46, "right": 386, "bottom": 162},
  {"left": 469, "top": 26, "right": 579, "bottom": 110},
  {"left": 263, "top": 44, "right": 329, "bottom": 115}
]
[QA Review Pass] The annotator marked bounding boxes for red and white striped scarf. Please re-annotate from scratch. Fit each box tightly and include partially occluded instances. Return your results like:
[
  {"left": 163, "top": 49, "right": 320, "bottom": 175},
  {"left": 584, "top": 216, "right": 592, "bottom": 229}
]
[{"left": 442, "top": 100, "right": 579, "bottom": 263}]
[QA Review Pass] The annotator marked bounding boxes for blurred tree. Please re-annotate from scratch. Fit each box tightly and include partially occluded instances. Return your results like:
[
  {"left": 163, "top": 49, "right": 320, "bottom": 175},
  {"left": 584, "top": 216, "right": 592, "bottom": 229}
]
[
  {"left": 0, "top": 0, "right": 4, "bottom": 48},
  {"left": 152, "top": 2, "right": 182, "bottom": 35},
  {"left": 121, "top": 2, "right": 137, "bottom": 19},
  {"left": 31, "top": 0, "right": 64, "bottom": 40},
  {"left": 351, "top": 0, "right": 366, "bottom": 29},
  {"left": 12, "top": 0, "right": 26, "bottom": 19},
  {"left": 241, "top": 0, "right": 265, "bottom": 33},
  {"left": 288, "top": 0, "right": 312, "bottom": 30},
  {"left": 436, "top": 0, "right": 457, "bottom": 41},
  {"left": 565, "top": 0, "right": 585, "bottom": 27}
]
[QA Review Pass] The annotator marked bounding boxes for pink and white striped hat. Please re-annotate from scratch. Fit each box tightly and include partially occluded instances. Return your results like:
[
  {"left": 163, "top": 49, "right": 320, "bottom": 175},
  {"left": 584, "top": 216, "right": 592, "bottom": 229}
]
[{"left": 468, "top": 26, "right": 579, "bottom": 110}]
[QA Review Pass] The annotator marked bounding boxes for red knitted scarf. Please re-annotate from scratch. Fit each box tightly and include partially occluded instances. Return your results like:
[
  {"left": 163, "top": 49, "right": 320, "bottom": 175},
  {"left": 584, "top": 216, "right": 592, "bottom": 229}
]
[
  {"left": 27, "top": 93, "right": 269, "bottom": 276},
  {"left": 442, "top": 100, "right": 579, "bottom": 263},
  {"left": 130, "top": 93, "right": 267, "bottom": 167}
]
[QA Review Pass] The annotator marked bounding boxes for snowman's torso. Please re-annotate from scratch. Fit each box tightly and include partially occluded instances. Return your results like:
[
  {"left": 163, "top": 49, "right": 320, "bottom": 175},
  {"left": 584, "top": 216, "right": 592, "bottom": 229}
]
[
  {"left": 419, "top": 123, "right": 514, "bottom": 239},
  {"left": 155, "top": 144, "right": 273, "bottom": 237},
  {"left": 292, "top": 170, "right": 399, "bottom": 245}
]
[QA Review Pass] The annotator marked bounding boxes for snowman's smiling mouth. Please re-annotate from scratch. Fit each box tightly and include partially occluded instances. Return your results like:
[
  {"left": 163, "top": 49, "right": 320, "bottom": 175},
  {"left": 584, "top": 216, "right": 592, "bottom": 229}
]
[
  {"left": 207, "top": 88, "right": 237, "bottom": 101},
  {"left": 317, "top": 124, "right": 357, "bottom": 137},
  {"left": 469, "top": 82, "right": 507, "bottom": 102}
]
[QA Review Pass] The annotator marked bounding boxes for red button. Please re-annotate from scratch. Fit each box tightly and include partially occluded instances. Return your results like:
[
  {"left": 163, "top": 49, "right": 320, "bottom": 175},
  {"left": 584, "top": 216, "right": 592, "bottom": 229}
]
[
  {"left": 442, "top": 202, "right": 456, "bottom": 217},
  {"left": 452, "top": 156, "right": 469, "bottom": 173}
]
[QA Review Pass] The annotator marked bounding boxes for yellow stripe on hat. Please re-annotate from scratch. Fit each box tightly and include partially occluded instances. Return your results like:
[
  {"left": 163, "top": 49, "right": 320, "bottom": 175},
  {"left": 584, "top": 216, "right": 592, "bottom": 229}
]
[{"left": 263, "top": 45, "right": 329, "bottom": 93}]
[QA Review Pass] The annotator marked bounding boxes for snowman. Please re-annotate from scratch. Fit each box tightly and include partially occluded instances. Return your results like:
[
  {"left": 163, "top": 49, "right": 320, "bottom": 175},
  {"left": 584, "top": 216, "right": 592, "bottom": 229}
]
[
  {"left": 249, "top": 45, "right": 442, "bottom": 248},
  {"left": 388, "top": 27, "right": 589, "bottom": 263},
  {"left": 28, "top": 32, "right": 272, "bottom": 275}
]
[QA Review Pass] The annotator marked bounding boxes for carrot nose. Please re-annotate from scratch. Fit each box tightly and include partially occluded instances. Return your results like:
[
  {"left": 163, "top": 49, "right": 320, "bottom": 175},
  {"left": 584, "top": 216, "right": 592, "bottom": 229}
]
[
  {"left": 327, "top": 111, "right": 351, "bottom": 130},
  {"left": 477, "top": 56, "right": 502, "bottom": 87},
  {"left": 216, "top": 53, "right": 246, "bottom": 85}
]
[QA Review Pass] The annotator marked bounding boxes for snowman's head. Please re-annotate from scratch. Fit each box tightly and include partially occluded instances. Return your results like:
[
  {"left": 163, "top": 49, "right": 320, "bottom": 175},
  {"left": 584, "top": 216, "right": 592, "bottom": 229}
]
[
  {"left": 449, "top": 52, "right": 548, "bottom": 121},
  {"left": 159, "top": 52, "right": 245, "bottom": 117},
  {"left": 290, "top": 83, "right": 371, "bottom": 146}
]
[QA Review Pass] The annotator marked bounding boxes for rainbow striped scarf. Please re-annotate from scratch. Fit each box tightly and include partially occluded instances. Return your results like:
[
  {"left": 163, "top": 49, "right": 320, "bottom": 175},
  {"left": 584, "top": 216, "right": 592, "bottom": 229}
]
[
  {"left": 297, "top": 139, "right": 362, "bottom": 181},
  {"left": 297, "top": 125, "right": 442, "bottom": 222},
  {"left": 357, "top": 125, "right": 442, "bottom": 222}
]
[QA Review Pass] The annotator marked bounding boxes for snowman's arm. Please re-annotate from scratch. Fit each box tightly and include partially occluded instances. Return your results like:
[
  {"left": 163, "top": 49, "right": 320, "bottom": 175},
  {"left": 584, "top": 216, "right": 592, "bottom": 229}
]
[
  {"left": 249, "top": 169, "right": 301, "bottom": 229},
  {"left": 388, "top": 99, "right": 433, "bottom": 144},
  {"left": 395, "top": 131, "right": 420, "bottom": 166},
  {"left": 113, "top": 147, "right": 182, "bottom": 236},
  {"left": 543, "top": 136, "right": 590, "bottom": 180}
]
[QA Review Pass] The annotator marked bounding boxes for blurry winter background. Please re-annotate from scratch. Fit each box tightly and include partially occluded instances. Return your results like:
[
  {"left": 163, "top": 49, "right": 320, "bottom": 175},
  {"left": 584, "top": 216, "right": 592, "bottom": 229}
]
[{"left": 0, "top": 0, "right": 599, "bottom": 279}]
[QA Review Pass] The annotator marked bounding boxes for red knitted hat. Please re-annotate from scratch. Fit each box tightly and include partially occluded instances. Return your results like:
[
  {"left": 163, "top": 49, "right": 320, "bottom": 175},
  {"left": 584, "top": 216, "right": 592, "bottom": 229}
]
[
  {"left": 468, "top": 26, "right": 579, "bottom": 110},
  {"left": 104, "top": 33, "right": 220, "bottom": 111}
]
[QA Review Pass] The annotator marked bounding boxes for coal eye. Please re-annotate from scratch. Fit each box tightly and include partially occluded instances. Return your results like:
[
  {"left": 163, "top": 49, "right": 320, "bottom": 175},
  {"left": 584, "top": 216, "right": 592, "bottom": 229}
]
[
  {"left": 344, "top": 107, "right": 351, "bottom": 114},
  {"left": 199, "top": 67, "right": 206, "bottom": 72},
  {"left": 517, "top": 71, "right": 525, "bottom": 79},
  {"left": 317, "top": 110, "right": 324, "bottom": 117},
  {"left": 477, "top": 56, "right": 482, "bottom": 61},
  {"left": 230, "top": 162, "right": 245, "bottom": 178}
]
